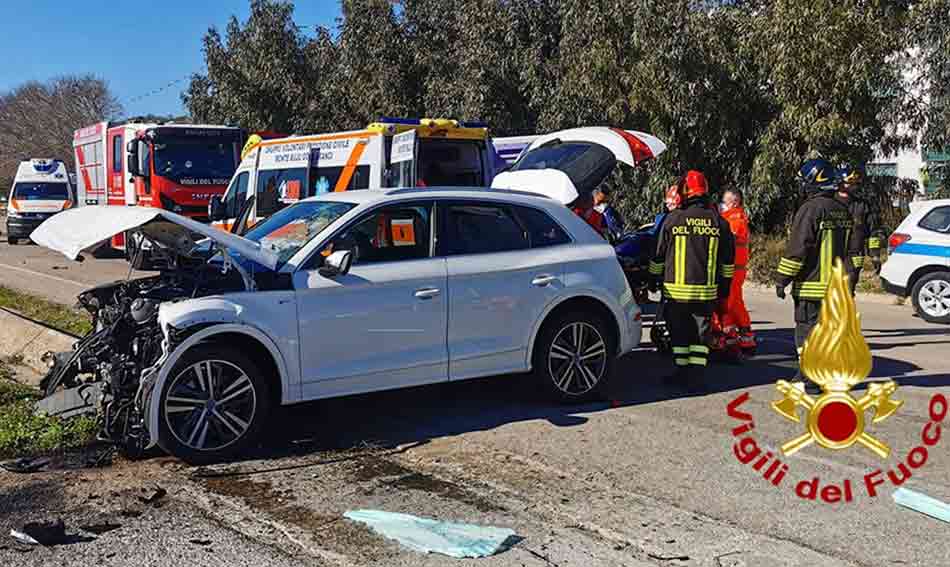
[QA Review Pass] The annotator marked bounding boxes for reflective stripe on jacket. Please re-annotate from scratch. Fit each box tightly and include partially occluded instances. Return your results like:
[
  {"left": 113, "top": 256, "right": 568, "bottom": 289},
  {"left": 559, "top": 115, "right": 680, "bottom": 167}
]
[
  {"left": 651, "top": 200, "right": 736, "bottom": 303},
  {"left": 776, "top": 192, "right": 858, "bottom": 299}
]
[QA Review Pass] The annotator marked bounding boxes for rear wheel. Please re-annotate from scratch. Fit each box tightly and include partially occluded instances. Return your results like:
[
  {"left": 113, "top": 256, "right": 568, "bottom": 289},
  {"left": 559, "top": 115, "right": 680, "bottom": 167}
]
[
  {"left": 533, "top": 309, "right": 614, "bottom": 403},
  {"left": 912, "top": 272, "right": 950, "bottom": 325},
  {"left": 157, "top": 345, "right": 272, "bottom": 464}
]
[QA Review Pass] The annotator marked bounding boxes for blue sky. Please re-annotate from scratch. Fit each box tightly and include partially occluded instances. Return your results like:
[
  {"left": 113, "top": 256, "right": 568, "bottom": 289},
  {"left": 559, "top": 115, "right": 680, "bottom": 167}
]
[{"left": 0, "top": 1, "right": 340, "bottom": 117}]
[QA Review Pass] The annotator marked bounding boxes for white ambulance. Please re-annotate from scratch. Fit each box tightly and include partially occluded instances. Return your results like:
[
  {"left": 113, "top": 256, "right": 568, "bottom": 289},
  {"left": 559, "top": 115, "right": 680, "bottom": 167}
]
[
  {"left": 209, "top": 118, "right": 498, "bottom": 230},
  {"left": 6, "top": 159, "right": 74, "bottom": 245}
]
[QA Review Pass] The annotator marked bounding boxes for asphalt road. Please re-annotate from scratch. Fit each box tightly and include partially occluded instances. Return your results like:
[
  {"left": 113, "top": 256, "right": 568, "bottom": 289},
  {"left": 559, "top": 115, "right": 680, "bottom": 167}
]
[{"left": 1, "top": 240, "right": 949, "bottom": 566}]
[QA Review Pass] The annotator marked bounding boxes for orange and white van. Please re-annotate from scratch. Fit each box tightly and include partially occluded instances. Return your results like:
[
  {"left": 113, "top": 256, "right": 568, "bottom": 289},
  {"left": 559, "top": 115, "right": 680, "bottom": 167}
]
[{"left": 209, "top": 118, "right": 498, "bottom": 231}]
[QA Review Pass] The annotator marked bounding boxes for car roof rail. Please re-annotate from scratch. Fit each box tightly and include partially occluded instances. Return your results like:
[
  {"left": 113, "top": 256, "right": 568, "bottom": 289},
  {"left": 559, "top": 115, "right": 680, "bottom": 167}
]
[{"left": 384, "top": 186, "right": 552, "bottom": 200}]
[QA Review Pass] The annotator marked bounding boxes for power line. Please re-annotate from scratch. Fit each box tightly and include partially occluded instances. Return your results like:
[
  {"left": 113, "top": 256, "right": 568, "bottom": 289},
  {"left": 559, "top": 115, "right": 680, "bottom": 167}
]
[{"left": 124, "top": 74, "right": 194, "bottom": 105}]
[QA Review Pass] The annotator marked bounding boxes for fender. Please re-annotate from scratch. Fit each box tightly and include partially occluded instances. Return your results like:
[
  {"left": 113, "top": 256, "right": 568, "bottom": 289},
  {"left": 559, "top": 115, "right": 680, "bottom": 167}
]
[
  {"left": 524, "top": 287, "right": 633, "bottom": 368},
  {"left": 145, "top": 323, "right": 292, "bottom": 448}
]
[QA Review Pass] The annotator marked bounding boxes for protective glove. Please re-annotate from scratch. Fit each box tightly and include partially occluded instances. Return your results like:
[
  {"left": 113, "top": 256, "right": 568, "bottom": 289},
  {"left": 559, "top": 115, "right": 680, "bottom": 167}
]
[{"left": 775, "top": 284, "right": 786, "bottom": 300}]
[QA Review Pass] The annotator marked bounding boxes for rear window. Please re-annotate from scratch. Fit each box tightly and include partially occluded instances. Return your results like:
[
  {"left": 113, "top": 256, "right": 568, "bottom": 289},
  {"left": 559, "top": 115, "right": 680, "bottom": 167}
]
[
  {"left": 12, "top": 182, "right": 70, "bottom": 201},
  {"left": 509, "top": 141, "right": 616, "bottom": 196},
  {"left": 919, "top": 206, "right": 950, "bottom": 234},
  {"left": 444, "top": 203, "right": 529, "bottom": 255}
]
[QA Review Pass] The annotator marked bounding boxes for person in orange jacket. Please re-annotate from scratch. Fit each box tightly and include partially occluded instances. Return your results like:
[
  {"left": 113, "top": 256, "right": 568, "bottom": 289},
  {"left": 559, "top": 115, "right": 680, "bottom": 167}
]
[{"left": 711, "top": 188, "right": 755, "bottom": 355}]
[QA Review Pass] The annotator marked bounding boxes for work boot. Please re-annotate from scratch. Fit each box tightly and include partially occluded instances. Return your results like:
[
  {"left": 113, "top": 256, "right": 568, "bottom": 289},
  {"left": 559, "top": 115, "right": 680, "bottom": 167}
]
[{"left": 738, "top": 328, "right": 756, "bottom": 350}]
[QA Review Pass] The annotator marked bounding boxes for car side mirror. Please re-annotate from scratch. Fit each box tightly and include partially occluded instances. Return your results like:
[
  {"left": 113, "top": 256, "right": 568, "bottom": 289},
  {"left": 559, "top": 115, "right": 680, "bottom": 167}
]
[
  {"left": 318, "top": 250, "right": 353, "bottom": 278},
  {"left": 208, "top": 195, "right": 225, "bottom": 222}
]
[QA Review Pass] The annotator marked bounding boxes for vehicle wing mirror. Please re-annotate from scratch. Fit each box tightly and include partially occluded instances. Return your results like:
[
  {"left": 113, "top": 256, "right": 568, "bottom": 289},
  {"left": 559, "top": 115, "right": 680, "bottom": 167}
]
[
  {"left": 208, "top": 195, "right": 225, "bottom": 222},
  {"left": 127, "top": 154, "right": 139, "bottom": 176},
  {"left": 318, "top": 250, "right": 353, "bottom": 278}
]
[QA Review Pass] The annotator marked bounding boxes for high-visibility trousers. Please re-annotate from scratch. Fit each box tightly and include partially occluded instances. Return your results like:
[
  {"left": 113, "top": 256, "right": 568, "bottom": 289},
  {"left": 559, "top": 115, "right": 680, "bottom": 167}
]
[{"left": 720, "top": 268, "right": 751, "bottom": 330}]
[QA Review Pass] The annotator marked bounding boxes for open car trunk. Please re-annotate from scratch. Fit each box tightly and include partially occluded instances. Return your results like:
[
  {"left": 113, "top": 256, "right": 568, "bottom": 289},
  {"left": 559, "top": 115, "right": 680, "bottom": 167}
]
[{"left": 491, "top": 127, "right": 667, "bottom": 204}]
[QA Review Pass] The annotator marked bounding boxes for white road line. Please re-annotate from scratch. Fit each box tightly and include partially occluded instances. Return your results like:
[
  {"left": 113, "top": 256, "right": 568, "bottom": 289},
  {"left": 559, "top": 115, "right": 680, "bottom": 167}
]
[{"left": 0, "top": 262, "right": 89, "bottom": 288}]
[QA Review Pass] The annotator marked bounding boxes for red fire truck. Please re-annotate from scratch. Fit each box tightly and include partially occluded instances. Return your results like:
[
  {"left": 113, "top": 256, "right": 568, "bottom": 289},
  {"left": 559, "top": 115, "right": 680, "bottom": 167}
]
[{"left": 72, "top": 121, "right": 244, "bottom": 255}]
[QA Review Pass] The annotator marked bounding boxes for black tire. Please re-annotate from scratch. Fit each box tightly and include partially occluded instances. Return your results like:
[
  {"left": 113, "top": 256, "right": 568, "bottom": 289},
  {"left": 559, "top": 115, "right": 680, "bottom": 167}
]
[
  {"left": 911, "top": 272, "right": 950, "bottom": 325},
  {"left": 157, "top": 344, "right": 272, "bottom": 464},
  {"left": 7, "top": 236, "right": 17, "bottom": 245},
  {"left": 532, "top": 308, "right": 615, "bottom": 403}
]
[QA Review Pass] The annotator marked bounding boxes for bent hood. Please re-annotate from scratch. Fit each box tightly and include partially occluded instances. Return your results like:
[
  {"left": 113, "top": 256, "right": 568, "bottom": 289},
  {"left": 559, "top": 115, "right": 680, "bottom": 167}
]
[{"left": 30, "top": 206, "right": 279, "bottom": 270}]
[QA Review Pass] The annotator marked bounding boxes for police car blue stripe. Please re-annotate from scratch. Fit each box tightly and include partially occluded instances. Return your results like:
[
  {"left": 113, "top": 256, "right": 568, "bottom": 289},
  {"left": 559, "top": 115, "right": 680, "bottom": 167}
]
[{"left": 894, "top": 243, "right": 950, "bottom": 258}]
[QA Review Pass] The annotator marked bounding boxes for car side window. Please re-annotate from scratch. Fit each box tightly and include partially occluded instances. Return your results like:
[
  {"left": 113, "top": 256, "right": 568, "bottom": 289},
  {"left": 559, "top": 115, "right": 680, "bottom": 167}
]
[
  {"left": 443, "top": 203, "right": 530, "bottom": 255},
  {"left": 513, "top": 205, "right": 571, "bottom": 248},
  {"left": 919, "top": 206, "right": 950, "bottom": 234},
  {"left": 322, "top": 203, "right": 432, "bottom": 266}
]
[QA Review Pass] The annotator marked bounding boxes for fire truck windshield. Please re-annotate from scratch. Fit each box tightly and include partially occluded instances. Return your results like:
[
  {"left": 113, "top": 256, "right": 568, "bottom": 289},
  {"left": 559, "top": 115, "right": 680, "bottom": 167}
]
[{"left": 153, "top": 135, "right": 238, "bottom": 184}]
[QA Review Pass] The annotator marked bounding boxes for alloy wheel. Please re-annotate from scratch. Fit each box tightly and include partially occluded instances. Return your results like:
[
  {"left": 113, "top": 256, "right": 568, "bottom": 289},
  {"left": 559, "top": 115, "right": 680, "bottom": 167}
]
[
  {"left": 919, "top": 279, "right": 950, "bottom": 318},
  {"left": 547, "top": 322, "right": 608, "bottom": 396},
  {"left": 164, "top": 359, "right": 257, "bottom": 452}
]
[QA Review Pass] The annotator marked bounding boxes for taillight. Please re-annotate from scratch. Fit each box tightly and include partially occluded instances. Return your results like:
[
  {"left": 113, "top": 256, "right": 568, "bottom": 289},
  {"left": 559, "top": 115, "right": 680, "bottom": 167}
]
[
  {"left": 61, "top": 200, "right": 73, "bottom": 210},
  {"left": 888, "top": 232, "right": 911, "bottom": 253}
]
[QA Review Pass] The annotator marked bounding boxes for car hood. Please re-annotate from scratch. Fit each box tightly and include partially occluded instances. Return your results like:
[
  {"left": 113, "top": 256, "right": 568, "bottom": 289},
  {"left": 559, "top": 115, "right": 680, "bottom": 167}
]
[{"left": 30, "top": 206, "right": 279, "bottom": 271}]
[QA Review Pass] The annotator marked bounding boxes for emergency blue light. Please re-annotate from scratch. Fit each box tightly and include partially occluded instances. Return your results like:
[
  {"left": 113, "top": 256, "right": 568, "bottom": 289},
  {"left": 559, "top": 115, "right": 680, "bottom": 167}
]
[
  {"left": 31, "top": 159, "right": 57, "bottom": 173},
  {"left": 378, "top": 117, "right": 421, "bottom": 125}
]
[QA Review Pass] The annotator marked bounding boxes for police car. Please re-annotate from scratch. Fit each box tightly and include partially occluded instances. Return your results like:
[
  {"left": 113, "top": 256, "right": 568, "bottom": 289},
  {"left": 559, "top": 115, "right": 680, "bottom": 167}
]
[
  {"left": 880, "top": 199, "right": 950, "bottom": 324},
  {"left": 5, "top": 159, "right": 74, "bottom": 245}
]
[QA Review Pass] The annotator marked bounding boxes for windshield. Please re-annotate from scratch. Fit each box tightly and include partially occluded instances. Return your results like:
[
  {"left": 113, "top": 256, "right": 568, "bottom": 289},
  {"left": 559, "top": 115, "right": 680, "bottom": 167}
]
[
  {"left": 153, "top": 136, "right": 238, "bottom": 182},
  {"left": 12, "top": 182, "right": 70, "bottom": 200},
  {"left": 244, "top": 200, "right": 357, "bottom": 266}
]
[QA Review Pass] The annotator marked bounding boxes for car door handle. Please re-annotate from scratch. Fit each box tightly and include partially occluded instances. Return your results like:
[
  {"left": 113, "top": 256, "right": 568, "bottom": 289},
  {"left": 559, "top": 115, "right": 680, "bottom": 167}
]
[
  {"left": 532, "top": 275, "right": 557, "bottom": 287},
  {"left": 414, "top": 287, "right": 441, "bottom": 299}
]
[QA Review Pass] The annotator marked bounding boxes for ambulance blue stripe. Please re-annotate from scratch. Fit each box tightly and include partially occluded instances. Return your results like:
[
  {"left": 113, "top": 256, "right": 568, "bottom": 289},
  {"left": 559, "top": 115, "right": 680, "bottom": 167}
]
[{"left": 893, "top": 243, "right": 950, "bottom": 258}]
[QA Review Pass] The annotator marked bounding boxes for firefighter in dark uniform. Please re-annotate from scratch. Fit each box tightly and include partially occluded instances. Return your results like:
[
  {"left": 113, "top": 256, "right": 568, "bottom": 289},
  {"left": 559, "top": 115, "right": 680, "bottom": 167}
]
[
  {"left": 650, "top": 171, "right": 735, "bottom": 391},
  {"left": 776, "top": 159, "right": 860, "bottom": 393},
  {"left": 837, "top": 164, "right": 883, "bottom": 291}
]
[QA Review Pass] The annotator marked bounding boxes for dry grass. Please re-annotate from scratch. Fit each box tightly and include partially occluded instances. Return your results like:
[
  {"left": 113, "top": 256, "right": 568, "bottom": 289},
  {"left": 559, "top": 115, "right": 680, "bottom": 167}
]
[{"left": 0, "top": 285, "right": 92, "bottom": 336}]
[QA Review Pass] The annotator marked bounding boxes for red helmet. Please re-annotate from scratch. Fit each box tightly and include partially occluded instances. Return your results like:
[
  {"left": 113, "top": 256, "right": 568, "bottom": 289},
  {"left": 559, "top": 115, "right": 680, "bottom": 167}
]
[
  {"left": 681, "top": 170, "right": 709, "bottom": 199},
  {"left": 665, "top": 185, "right": 682, "bottom": 209}
]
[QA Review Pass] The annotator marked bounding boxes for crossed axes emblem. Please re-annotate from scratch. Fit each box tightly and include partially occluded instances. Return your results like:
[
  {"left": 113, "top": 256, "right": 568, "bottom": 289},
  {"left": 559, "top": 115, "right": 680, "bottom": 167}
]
[{"left": 771, "top": 380, "right": 903, "bottom": 458}]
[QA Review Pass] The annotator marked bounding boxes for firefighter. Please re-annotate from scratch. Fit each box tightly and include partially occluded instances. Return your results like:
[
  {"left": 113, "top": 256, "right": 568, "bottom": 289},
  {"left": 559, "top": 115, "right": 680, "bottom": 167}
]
[
  {"left": 650, "top": 171, "right": 735, "bottom": 390},
  {"left": 837, "top": 164, "right": 883, "bottom": 292},
  {"left": 711, "top": 188, "right": 755, "bottom": 355},
  {"left": 776, "top": 159, "right": 860, "bottom": 394}
]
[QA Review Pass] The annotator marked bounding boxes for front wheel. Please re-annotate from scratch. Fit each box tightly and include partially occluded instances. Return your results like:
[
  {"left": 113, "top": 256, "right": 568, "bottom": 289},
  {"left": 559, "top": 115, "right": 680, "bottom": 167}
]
[
  {"left": 157, "top": 345, "right": 272, "bottom": 464},
  {"left": 7, "top": 236, "right": 18, "bottom": 245},
  {"left": 912, "top": 272, "right": 950, "bottom": 325},
  {"left": 533, "top": 309, "right": 614, "bottom": 403}
]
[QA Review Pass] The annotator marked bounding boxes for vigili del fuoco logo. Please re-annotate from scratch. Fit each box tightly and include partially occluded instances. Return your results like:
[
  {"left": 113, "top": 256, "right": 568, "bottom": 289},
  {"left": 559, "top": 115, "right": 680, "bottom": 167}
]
[{"left": 726, "top": 260, "right": 946, "bottom": 503}]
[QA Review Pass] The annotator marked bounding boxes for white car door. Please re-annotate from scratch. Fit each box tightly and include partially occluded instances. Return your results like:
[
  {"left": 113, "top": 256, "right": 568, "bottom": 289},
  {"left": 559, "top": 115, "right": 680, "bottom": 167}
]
[
  {"left": 441, "top": 201, "right": 570, "bottom": 380},
  {"left": 294, "top": 200, "right": 448, "bottom": 399}
]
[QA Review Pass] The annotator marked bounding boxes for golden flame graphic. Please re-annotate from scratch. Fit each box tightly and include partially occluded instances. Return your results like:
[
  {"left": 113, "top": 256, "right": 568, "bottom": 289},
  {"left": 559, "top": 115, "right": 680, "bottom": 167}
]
[{"left": 799, "top": 259, "right": 872, "bottom": 392}]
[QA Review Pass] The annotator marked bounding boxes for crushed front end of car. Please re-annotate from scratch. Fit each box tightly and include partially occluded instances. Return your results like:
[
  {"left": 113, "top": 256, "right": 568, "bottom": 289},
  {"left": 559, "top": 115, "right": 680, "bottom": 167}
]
[{"left": 30, "top": 206, "right": 278, "bottom": 456}]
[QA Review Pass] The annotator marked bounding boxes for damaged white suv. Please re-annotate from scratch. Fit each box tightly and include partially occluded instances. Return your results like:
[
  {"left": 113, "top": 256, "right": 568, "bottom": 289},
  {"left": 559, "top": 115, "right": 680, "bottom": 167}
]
[{"left": 32, "top": 187, "right": 641, "bottom": 462}]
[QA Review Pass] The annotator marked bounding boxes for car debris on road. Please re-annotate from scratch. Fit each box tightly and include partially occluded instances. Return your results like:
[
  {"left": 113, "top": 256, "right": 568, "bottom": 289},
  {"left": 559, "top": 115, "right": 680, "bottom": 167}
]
[{"left": 343, "top": 509, "right": 518, "bottom": 559}]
